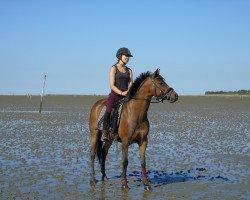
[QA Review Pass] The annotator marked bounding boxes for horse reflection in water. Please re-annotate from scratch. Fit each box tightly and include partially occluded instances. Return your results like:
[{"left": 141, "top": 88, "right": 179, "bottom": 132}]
[{"left": 89, "top": 68, "right": 178, "bottom": 190}]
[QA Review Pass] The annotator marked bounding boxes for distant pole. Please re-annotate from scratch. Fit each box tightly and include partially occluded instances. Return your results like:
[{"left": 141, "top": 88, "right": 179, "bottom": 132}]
[{"left": 39, "top": 74, "right": 47, "bottom": 113}]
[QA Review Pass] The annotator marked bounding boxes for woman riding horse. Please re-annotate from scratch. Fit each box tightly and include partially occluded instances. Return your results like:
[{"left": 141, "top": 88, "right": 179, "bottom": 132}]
[
  {"left": 89, "top": 68, "right": 178, "bottom": 191},
  {"left": 102, "top": 47, "right": 133, "bottom": 142}
]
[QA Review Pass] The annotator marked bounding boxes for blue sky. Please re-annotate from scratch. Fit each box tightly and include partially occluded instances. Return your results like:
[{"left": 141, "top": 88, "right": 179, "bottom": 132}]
[{"left": 0, "top": 0, "right": 249, "bottom": 95}]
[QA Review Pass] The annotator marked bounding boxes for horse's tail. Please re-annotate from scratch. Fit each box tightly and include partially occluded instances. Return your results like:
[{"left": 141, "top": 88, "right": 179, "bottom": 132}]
[
  {"left": 96, "top": 132, "right": 103, "bottom": 164},
  {"left": 89, "top": 98, "right": 107, "bottom": 164}
]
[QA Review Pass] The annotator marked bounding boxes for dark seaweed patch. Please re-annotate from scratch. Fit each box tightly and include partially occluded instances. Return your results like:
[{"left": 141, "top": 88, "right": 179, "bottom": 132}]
[{"left": 127, "top": 168, "right": 229, "bottom": 188}]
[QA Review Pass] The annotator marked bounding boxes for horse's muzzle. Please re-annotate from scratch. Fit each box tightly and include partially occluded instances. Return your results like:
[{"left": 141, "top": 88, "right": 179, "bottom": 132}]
[
  {"left": 164, "top": 88, "right": 178, "bottom": 103},
  {"left": 169, "top": 93, "right": 178, "bottom": 103}
]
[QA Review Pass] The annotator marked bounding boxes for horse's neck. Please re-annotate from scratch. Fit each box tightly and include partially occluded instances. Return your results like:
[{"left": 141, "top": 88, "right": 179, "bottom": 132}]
[
  {"left": 129, "top": 87, "right": 152, "bottom": 118},
  {"left": 135, "top": 84, "right": 153, "bottom": 101}
]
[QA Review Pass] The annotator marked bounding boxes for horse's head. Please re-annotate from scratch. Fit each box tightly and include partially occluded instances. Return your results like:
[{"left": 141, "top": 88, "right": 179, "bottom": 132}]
[{"left": 150, "top": 68, "right": 178, "bottom": 103}]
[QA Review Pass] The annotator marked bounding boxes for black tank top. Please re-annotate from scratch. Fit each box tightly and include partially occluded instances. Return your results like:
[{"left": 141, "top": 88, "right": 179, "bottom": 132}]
[{"left": 115, "top": 65, "right": 130, "bottom": 91}]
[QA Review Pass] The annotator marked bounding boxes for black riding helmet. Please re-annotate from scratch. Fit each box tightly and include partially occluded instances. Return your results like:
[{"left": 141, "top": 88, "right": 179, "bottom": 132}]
[{"left": 116, "top": 47, "right": 133, "bottom": 59}]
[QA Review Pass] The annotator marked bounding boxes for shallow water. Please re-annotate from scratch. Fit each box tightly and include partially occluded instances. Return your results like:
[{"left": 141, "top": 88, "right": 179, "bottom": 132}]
[{"left": 0, "top": 95, "right": 249, "bottom": 199}]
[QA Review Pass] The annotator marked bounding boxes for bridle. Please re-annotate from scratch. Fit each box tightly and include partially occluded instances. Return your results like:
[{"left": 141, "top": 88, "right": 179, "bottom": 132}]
[
  {"left": 129, "top": 76, "right": 174, "bottom": 103},
  {"left": 152, "top": 77, "right": 174, "bottom": 103}
]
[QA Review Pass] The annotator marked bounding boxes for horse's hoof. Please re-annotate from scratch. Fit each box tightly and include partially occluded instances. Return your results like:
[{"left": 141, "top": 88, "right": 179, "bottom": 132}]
[
  {"left": 102, "top": 175, "right": 109, "bottom": 181},
  {"left": 122, "top": 184, "right": 130, "bottom": 190},
  {"left": 90, "top": 178, "right": 97, "bottom": 186},
  {"left": 144, "top": 184, "right": 152, "bottom": 191}
]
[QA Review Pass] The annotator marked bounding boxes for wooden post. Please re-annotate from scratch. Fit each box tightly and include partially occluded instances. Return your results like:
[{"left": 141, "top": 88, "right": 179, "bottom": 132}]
[{"left": 39, "top": 74, "right": 47, "bottom": 113}]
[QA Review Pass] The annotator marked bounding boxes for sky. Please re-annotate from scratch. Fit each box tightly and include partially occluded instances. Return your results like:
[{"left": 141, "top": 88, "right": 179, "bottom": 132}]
[{"left": 0, "top": 0, "right": 249, "bottom": 95}]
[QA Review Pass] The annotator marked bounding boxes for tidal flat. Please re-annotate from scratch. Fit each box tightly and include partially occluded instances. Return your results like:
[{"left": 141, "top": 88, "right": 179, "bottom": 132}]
[{"left": 0, "top": 95, "right": 249, "bottom": 199}]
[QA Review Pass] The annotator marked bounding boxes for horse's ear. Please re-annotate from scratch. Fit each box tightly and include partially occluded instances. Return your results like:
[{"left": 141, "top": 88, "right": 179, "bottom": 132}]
[{"left": 153, "top": 68, "right": 160, "bottom": 77}]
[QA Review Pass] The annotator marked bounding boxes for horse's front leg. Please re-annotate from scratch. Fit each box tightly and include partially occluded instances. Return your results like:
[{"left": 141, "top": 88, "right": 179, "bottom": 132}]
[
  {"left": 121, "top": 141, "right": 130, "bottom": 190},
  {"left": 139, "top": 139, "right": 152, "bottom": 191},
  {"left": 101, "top": 140, "right": 113, "bottom": 181}
]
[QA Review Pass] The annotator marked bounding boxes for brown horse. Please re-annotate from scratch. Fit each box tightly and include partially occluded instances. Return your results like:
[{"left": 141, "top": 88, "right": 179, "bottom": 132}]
[{"left": 89, "top": 68, "right": 178, "bottom": 190}]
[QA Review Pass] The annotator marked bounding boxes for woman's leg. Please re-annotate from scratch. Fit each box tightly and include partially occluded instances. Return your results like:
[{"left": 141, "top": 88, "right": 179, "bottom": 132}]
[{"left": 102, "top": 92, "right": 121, "bottom": 141}]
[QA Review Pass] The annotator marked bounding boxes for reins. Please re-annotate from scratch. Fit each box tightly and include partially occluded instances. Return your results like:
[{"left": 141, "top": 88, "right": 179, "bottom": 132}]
[{"left": 129, "top": 96, "right": 165, "bottom": 103}]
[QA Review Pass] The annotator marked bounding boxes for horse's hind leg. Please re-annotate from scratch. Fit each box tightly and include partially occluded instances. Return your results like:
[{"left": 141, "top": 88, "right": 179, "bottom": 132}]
[
  {"left": 100, "top": 139, "right": 113, "bottom": 181},
  {"left": 90, "top": 130, "right": 99, "bottom": 186}
]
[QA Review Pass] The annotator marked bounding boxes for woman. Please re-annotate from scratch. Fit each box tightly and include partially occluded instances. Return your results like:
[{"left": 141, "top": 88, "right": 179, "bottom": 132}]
[{"left": 102, "top": 47, "right": 133, "bottom": 141}]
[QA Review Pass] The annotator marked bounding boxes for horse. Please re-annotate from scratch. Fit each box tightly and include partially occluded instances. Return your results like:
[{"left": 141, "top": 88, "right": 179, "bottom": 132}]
[{"left": 89, "top": 68, "right": 178, "bottom": 190}]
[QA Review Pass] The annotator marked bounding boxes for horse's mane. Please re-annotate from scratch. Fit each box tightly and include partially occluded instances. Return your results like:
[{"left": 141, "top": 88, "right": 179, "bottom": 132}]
[{"left": 128, "top": 71, "right": 152, "bottom": 97}]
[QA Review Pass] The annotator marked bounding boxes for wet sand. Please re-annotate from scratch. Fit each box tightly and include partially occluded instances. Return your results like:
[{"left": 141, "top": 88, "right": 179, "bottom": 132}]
[{"left": 0, "top": 95, "right": 249, "bottom": 199}]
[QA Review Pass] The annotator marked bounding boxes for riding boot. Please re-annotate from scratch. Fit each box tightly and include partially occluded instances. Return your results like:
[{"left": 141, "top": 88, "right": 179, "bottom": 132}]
[
  {"left": 111, "top": 110, "right": 119, "bottom": 133},
  {"left": 102, "top": 112, "right": 110, "bottom": 142}
]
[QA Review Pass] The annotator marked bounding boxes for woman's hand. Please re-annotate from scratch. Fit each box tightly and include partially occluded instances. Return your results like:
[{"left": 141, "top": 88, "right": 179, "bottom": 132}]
[{"left": 121, "top": 90, "right": 128, "bottom": 96}]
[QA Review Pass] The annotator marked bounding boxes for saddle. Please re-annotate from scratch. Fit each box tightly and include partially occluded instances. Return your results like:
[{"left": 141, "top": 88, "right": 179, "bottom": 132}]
[{"left": 98, "top": 98, "right": 126, "bottom": 133}]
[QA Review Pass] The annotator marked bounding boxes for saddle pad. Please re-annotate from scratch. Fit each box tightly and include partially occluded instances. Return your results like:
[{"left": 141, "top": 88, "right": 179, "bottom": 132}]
[
  {"left": 97, "top": 101, "right": 124, "bottom": 131},
  {"left": 97, "top": 106, "right": 106, "bottom": 130}
]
